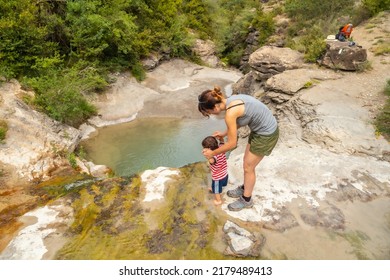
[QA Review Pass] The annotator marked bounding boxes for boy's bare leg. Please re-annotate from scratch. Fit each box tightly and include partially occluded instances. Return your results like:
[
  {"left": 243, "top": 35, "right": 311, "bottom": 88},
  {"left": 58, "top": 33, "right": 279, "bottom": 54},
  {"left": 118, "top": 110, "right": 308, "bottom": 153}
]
[{"left": 214, "top": 193, "right": 222, "bottom": 205}]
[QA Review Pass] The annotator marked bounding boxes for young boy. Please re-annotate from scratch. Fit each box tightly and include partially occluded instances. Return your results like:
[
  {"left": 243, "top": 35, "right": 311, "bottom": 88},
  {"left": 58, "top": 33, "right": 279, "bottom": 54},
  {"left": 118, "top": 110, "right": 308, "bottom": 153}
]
[{"left": 201, "top": 136, "right": 228, "bottom": 205}]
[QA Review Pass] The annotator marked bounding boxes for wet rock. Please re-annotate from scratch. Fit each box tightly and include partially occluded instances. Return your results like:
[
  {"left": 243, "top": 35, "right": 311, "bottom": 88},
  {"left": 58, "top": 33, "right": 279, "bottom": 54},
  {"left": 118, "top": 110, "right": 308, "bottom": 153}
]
[
  {"left": 75, "top": 158, "right": 111, "bottom": 178},
  {"left": 328, "top": 179, "right": 373, "bottom": 202},
  {"left": 262, "top": 207, "right": 299, "bottom": 232},
  {"left": 300, "top": 204, "right": 345, "bottom": 230},
  {"left": 141, "top": 167, "right": 180, "bottom": 202},
  {"left": 0, "top": 188, "right": 37, "bottom": 225},
  {"left": 78, "top": 123, "right": 97, "bottom": 140},
  {"left": 0, "top": 199, "right": 73, "bottom": 260}
]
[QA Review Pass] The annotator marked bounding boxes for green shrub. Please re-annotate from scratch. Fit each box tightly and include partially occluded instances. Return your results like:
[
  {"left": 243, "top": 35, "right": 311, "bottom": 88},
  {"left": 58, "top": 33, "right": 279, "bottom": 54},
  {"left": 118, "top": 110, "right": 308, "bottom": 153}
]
[
  {"left": 362, "top": 0, "right": 390, "bottom": 16},
  {"left": 356, "top": 60, "right": 373, "bottom": 72},
  {"left": 251, "top": 10, "right": 275, "bottom": 46},
  {"left": 130, "top": 62, "right": 146, "bottom": 81},
  {"left": 285, "top": 0, "right": 353, "bottom": 21},
  {"left": 225, "top": 49, "right": 245, "bottom": 67},
  {"left": 288, "top": 25, "right": 327, "bottom": 63},
  {"left": 162, "top": 15, "right": 195, "bottom": 58},
  {"left": 304, "top": 39, "right": 327, "bottom": 63},
  {"left": 304, "top": 81, "right": 313, "bottom": 88},
  {"left": 75, "top": 145, "right": 87, "bottom": 160},
  {"left": 351, "top": 5, "right": 373, "bottom": 25},
  {"left": 182, "top": 0, "right": 214, "bottom": 38},
  {"left": 214, "top": 4, "right": 257, "bottom": 67},
  {"left": 372, "top": 43, "right": 390, "bottom": 56},
  {"left": 68, "top": 153, "right": 78, "bottom": 169},
  {"left": 0, "top": 119, "right": 8, "bottom": 142},
  {"left": 24, "top": 62, "right": 104, "bottom": 127},
  {"left": 375, "top": 80, "right": 390, "bottom": 140}
]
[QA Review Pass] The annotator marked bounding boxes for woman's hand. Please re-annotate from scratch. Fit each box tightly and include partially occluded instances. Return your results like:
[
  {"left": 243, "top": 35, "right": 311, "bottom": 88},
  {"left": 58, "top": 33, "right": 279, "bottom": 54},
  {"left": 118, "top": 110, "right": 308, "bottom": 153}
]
[{"left": 202, "top": 148, "right": 213, "bottom": 159}]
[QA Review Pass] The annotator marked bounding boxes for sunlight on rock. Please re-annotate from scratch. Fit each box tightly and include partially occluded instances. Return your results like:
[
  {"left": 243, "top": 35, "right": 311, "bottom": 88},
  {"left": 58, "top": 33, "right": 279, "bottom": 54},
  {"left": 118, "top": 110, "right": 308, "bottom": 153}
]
[
  {"left": 0, "top": 204, "right": 70, "bottom": 260},
  {"left": 141, "top": 167, "right": 180, "bottom": 202}
]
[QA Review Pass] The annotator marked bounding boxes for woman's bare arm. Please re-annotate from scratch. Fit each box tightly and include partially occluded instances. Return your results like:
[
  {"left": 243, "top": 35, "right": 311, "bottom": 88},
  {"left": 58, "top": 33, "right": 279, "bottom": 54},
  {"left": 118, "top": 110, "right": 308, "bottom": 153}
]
[{"left": 203, "top": 104, "right": 244, "bottom": 158}]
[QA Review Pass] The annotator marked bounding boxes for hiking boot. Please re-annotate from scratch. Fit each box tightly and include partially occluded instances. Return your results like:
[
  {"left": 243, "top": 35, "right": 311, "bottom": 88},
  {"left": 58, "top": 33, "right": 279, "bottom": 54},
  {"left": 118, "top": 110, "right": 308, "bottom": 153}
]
[
  {"left": 228, "top": 196, "right": 254, "bottom": 211},
  {"left": 227, "top": 185, "right": 244, "bottom": 198}
]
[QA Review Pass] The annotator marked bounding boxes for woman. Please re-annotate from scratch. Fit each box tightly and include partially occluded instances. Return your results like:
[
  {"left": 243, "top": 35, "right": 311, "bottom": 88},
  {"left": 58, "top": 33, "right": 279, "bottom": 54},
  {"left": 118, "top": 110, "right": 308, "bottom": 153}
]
[{"left": 198, "top": 86, "right": 279, "bottom": 211}]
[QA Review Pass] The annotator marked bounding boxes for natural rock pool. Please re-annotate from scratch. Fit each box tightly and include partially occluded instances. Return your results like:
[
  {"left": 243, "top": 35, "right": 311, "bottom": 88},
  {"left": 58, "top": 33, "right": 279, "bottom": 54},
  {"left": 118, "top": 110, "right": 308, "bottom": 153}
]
[{"left": 81, "top": 117, "right": 226, "bottom": 176}]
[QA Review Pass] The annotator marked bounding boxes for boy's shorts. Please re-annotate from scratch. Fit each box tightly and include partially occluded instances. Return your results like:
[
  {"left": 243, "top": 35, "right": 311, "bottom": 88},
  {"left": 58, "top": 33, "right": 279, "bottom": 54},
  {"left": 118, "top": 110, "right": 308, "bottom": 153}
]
[
  {"left": 248, "top": 127, "right": 279, "bottom": 156},
  {"left": 211, "top": 174, "right": 229, "bottom": 194}
]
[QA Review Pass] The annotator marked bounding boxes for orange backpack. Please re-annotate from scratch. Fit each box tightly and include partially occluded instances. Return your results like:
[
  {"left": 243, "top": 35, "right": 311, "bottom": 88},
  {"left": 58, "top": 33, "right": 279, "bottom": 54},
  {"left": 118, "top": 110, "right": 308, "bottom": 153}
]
[{"left": 341, "top": 24, "right": 353, "bottom": 38}]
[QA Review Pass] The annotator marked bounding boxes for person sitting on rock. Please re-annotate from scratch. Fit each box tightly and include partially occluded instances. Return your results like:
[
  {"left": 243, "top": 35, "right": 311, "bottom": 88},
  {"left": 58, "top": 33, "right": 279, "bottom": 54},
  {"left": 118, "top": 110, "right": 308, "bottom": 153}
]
[
  {"left": 336, "top": 23, "right": 353, "bottom": 42},
  {"left": 201, "top": 135, "right": 228, "bottom": 206}
]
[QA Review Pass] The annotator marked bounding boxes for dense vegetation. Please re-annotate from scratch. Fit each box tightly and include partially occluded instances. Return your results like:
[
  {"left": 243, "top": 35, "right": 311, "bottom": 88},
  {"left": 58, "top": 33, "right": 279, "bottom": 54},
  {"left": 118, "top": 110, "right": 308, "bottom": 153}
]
[{"left": 0, "top": 0, "right": 388, "bottom": 127}]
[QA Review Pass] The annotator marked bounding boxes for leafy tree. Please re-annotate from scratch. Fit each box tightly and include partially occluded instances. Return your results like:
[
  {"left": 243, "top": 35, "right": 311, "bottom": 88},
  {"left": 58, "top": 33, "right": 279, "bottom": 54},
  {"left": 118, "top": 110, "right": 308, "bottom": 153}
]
[
  {"left": 0, "top": 0, "right": 60, "bottom": 77},
  {"left": 129, "top": 0, "right": 194, "bottom": 56},
  {"left": 35, "top": 0, "right": 70, "bottom": 55},
  {"left": 66, "top": 0, "right": 141, "bottom": 63},
  {"left": 182, "top": 0, "right": 214, "bottom": 38}
]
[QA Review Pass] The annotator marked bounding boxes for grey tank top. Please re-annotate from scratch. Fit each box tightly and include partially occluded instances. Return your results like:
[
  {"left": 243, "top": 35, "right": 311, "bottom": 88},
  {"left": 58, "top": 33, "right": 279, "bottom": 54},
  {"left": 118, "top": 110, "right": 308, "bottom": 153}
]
[{"left": 226, "top": 94, "right": 277, "bottom": 135}]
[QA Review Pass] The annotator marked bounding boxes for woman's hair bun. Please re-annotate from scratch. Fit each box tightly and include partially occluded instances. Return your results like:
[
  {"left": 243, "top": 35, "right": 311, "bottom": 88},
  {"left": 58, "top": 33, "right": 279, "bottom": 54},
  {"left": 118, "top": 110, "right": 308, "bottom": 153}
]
[{"left": 214, "top": 86, "right": 221, "bottom": 93}]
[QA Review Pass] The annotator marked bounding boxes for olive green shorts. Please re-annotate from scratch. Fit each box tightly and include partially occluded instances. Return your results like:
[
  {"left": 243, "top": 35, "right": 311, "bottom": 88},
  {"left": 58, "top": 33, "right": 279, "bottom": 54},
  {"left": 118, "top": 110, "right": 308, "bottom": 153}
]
[{"left": 248, "top": 127, "right": 279, "bottom": 156}]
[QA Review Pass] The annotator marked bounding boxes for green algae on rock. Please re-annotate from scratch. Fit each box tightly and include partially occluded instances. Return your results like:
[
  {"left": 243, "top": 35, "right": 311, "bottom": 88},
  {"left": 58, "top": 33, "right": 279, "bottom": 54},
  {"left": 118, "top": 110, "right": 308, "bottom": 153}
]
[{"left": 54, "top": 163, "right": 236, "bottom": 259}]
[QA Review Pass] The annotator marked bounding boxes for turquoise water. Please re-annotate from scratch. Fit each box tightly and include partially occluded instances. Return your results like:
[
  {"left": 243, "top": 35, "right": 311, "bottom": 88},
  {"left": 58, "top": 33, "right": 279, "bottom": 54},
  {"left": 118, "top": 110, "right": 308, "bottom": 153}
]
[{"left": 81, "top": 117, "right": 226, "bottom": 176}]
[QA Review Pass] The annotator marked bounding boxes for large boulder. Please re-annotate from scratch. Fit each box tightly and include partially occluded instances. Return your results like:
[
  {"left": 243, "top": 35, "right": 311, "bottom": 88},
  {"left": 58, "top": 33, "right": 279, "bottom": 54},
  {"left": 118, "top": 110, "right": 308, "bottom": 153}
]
[
  {"left": 264, "top": 68, "right": 343, "bottom": 103},
  {"left": 249, "top": 46, "right": 305, "bottom": 76},
  {"left": 233, "top": 46, "right": 305, "bottom": 95},
  {"left": 320, "top": 40, "right": 367, "bottom": 71}
]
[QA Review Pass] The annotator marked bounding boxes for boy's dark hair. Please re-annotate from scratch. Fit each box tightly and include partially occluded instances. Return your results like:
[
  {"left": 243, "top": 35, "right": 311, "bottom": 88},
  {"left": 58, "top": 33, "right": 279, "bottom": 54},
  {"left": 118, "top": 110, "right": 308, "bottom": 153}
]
[{"left": 202, "top": 136, "right": 218, "bottom": 150}]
